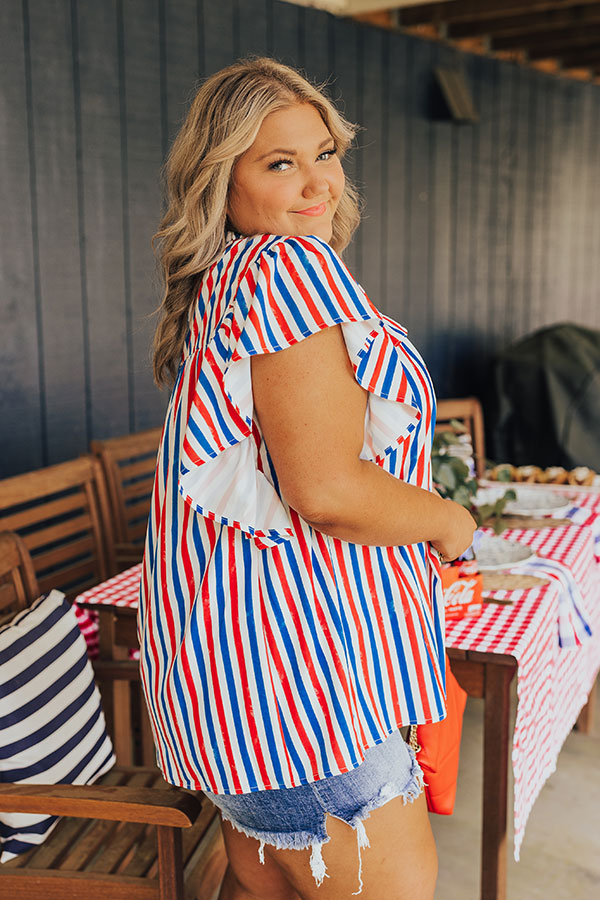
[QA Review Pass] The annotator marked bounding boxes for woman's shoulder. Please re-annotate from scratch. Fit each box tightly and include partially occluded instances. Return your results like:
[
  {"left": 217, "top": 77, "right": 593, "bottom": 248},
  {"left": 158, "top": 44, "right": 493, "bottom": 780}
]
[{"left": 225, "top": 231, "right": 345, "bottom": 271}]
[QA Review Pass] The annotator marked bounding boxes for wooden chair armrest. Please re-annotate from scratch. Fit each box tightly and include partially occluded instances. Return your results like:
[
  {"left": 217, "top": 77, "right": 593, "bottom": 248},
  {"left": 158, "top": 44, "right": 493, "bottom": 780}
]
[{"left": 0, "top": 781, "right": 201, "bottom": 827}]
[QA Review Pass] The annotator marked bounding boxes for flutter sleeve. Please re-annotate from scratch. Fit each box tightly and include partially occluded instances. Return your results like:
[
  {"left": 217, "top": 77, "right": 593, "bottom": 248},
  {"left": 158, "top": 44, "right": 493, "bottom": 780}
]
[{"left": 178, "top": 234, "right": 423, "bottom": 548}]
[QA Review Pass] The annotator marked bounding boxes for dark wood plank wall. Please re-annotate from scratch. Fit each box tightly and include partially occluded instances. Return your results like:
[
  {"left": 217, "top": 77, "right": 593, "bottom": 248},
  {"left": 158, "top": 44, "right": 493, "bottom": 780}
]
[{"left": 2, "top": 0, "right": 600, "bottom": 477}]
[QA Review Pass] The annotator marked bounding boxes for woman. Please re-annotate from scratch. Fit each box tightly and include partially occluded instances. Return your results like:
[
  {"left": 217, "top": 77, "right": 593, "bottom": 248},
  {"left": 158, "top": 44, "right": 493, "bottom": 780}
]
[{"left": 141, "top": 57, "right": 475, "bottom": 900}]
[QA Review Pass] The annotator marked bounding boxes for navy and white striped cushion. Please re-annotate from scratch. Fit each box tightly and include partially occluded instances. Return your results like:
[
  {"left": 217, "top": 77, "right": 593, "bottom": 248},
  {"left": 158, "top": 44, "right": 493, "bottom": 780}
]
[{"left": 0, "top": 589, "right": 115, "bottom": 862}]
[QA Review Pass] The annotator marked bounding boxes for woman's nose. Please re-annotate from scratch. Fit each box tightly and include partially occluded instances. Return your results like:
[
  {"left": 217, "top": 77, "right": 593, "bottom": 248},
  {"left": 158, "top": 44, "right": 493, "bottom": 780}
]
[{"left": 302, "top": 168, "right": 329, "bottom": 198}]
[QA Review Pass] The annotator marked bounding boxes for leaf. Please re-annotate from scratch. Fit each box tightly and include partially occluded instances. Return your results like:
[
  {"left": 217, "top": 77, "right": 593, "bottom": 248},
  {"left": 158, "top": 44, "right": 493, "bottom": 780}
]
[
  {"left": 436, "top": 462, "right": 457, "bottom": 491},
  {"left": 453, "top": 485, "right": 473, "bottom": 509}
]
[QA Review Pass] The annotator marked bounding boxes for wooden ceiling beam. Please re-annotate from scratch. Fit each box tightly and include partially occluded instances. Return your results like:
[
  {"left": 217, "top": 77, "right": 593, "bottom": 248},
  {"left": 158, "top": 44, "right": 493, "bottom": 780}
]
[
  {"left": 399, "top": 1, "right": 600, "bottom": 27},
  {"left": 448, "top": 4, "right": 600, "bottom": 39},
  {"left": 561, "top": 47, "right": 600, "bottom": 66},
  {"left": 492, "top": 24, "right": 600, "bottom": 51},
  {"left": 527, "top": 39, "right": 600, "bottom": 60}
]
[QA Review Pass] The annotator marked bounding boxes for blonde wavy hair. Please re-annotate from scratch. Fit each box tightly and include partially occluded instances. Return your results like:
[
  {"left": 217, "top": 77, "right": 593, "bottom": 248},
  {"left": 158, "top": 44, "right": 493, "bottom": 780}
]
[{"left": 152, "top": 56, "right": 361, "bottom": 386}]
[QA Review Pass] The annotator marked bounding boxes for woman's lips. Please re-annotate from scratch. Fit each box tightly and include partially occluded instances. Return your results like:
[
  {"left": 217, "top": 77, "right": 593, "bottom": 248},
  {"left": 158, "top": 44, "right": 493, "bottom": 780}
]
[{"left": 292, "top": 202, "right": 327, "bottom": 217}]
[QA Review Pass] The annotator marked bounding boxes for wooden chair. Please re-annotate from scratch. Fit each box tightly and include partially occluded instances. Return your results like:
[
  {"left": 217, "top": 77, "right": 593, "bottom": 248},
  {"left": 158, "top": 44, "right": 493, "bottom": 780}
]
[
  {"left": 0, "top": 456, "right": 114, "bottom": 600},
  {"left": 0, "top": 533, "right": 226, "bottom": 899},
  {"left": 91, "top": 429, "right": 161, "bottom": 571},
  {"left": 436, "top": 396, "right": 486, "bottom": 479},
  {"left": 0, "top": 531, "right": 39, "bottom": 624}
]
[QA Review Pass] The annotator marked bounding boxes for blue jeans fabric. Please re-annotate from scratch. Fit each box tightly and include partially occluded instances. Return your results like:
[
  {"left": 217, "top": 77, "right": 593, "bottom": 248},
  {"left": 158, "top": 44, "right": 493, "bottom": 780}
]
[{"left": 204, "top": 729, "right": 424, "bottom": 892}]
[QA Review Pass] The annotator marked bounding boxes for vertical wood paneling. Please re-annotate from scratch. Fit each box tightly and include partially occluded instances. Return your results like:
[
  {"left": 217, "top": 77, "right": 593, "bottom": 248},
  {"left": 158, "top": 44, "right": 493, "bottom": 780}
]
[
  {"left": 331, "top": 16, "right": 360, "bottom": 275},
  {"left": 426, "top": 42, "right": 455, "bottom": 391},
  {"left": 120, "top": 0, "right": 166, "bottom": 431},
  {"left": 237, "top": 0, "right": 269, "bottom": 58},
  {"left": 404, "top": 38, "right": 434, "bottom": 357},
  {"left": 545, "top": 79, "right": 571, "bottom": 328},
  {"left": 382, "top": 34, "right": 409, "bottom": 324},
  {"left": 357, "top": 26, "right": 385, "bottom": 305},
  {"left": 28, "top": 0, "right": 87, "bottom": 464},
  {"left": 302, "top": 7, "right": 331, "bottom": 86},
  {"left": 164, "top": 0, "right": 199, "bottom": 144},
  {"left": 589, "top": 93, "right": 600, "bottom": 329},
  {"left": 488, "top": 60, "right": 512, "bottom": 352},
  {"left": 271, "top": 0, "right": 303, "bottom": 68},
  {"left": 0, "top": 0, "right": 42, "bottom": 474},
  {"left": 76, "top": 0, "right": 129, "bottom": 442},
  {"left": 512, "top": 65, "right": 532, "bottom": 341},
  {"left": 2, "top": 0, "right": 600, "bottom": 477},
  {"left": 202, "top": 0, "right": 234, "bottom": 74}
]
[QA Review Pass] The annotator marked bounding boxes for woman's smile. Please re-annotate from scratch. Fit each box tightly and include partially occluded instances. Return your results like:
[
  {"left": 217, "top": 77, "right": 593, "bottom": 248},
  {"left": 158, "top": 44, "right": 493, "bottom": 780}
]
[
  {"left": 292, "top": 202, "right": 328, "bottom": 216},
  {"left": 227, "top": 103, "right": 345, "bottom": 242}
]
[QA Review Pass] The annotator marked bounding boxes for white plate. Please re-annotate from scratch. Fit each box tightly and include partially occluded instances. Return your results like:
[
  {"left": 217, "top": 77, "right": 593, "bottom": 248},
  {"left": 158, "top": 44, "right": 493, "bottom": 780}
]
[
  {"left": 474, "top": 487, "right": 572, "bottom": 518},
  {"left": 504, "top": 489, "right": 572, "bottom": 517},
  {"left": 474, "top": 535, "right": 537, "bottom": 571}
]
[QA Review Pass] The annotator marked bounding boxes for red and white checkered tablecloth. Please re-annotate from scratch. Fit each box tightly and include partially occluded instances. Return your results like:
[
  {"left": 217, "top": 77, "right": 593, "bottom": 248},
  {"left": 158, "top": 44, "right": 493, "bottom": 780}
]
[
  {"left": 74, "top": 520, "right": 600, "bottom": 863},
  {"left": 446, "top": 522, "right": 599, "bottom": 860}
]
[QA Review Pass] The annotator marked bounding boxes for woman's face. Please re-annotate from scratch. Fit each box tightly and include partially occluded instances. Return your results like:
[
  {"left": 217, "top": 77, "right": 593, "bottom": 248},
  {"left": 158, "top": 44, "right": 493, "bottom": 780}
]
[{"left": 227, "top": 103, "right": 345, "bottom": 243}]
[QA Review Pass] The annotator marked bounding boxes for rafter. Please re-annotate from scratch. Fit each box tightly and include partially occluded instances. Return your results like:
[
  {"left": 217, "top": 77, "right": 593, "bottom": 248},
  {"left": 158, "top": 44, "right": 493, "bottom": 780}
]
[
  {"left": 527, "top": 39, "right": 600, "bottom": 60},
  {"left": 448, "top": 4, "right": 600, "bottom": 39},
  {"left": 399, "top": 1, "right": 600, "bottom": 27},
  {"left": 561, "top": 46, "right": 600, "bottom": 66},
  {"left": 491, "top": 23, "right": 600, "bottom": 51}
]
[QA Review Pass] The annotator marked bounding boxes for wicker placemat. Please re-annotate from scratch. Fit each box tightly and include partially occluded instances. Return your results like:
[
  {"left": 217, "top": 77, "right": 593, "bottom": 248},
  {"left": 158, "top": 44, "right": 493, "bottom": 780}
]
[{"left": 482, "top": 572, "right": 550, "bottom": 592}]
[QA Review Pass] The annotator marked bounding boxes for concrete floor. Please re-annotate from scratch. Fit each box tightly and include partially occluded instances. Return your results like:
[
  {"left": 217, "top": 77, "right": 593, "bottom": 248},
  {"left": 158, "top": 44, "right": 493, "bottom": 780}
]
[{"left": 431, "top": 682, "right": 600, "bottom": 899}]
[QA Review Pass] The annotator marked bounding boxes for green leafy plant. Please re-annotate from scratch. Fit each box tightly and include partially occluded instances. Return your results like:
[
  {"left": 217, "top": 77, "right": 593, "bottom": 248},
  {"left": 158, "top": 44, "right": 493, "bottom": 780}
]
[{"left": 432, "top": 422, "right": 516, "bottom": 534}]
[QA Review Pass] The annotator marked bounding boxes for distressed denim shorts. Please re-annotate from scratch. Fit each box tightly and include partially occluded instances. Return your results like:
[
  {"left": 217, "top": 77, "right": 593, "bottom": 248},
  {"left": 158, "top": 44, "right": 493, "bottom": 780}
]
[{"left": 204, "top": 729, "right": 424, "bottom": 893}]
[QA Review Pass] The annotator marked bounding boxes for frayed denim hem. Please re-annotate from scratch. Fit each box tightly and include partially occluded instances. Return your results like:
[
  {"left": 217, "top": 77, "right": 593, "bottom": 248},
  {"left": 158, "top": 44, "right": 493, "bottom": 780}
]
[
  {"left": 216, "top": 745, "right": 425, "bottom": 894},
  {"left": 216, "top": 810, "right": 331, "bottom": 887}
]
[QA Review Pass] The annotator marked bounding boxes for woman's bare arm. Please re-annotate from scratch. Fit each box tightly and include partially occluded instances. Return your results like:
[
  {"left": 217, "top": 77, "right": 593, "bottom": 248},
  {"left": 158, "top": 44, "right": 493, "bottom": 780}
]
[{"left": 251, "top": 325, "right": 476, "bottom": 557}]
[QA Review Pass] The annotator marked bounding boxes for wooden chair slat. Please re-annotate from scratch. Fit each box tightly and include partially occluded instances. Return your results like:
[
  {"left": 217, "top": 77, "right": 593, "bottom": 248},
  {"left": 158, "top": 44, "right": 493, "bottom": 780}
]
[
  {"left": 0, "top": 870, "right": 157, "bottom": 900},
  {"left": 182, "top": 800, "right": 219, "bottom": 866},
  {"left": 87, "top": 821, "right": 150, "bottom": 874},
  {"left": 2, "top": 491, "right": 87, "bottom": 533},
  {"left": 182, "top": 815, "right": 227, "bottom": 900},
  {"left": 0, "top": 532, "right": 39, "bottom": 622},
  {"left": 20, "top": 814, "right": 92, "bottom": 869},
  {"left": 37, "top": 561, "right": 98, "bottom": 599},
  {"left": 119, "top": 459, "right": 158, "bottom": 481},
  {"left": 21, "top": 512, "right": 93, "bottom": 553},
  {"left": 122, "top": 479, "right": 155, "bottom": 502},
  {"left": 57, "top": 819, "right": 122, "bottom": 872},
  {"left": 33, "top": 535, "right": 94, "bottom": 574},
  {"left": 122, "top": 825, "right": 159, "bottom": 879},
  {"left": 91, "top": 429, "right": 162, "bottom": 461},
  {"left": 0, "top": 457, "right": 97, "bottom": 505},
  {"left": 124, "top": 522, "right": 148, "bottom": 542}
]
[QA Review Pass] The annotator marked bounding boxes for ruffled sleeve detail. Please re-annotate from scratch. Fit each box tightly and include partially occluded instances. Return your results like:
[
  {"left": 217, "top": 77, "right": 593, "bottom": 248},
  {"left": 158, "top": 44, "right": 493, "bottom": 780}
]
[{"left": 178, "top": 235, "right": 423, "bottom": 548}]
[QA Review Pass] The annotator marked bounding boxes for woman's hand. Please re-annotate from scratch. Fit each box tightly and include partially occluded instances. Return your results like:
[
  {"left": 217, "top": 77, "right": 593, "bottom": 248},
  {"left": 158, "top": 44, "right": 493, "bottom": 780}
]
[{"left": 430, "top": 499, "right": 477, "bottom": 562}]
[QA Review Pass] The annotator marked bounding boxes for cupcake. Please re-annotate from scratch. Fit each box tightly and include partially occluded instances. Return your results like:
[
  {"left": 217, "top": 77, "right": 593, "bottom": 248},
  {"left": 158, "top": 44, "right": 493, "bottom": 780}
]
[
  {"left": 542, "top": 466, "right": 568, "bottom": 484},
  {"left": 567, "top": 466, "right": 596, "bottom": 486},
  {"left": 516, "top": 465, "right": 542, "bottom": 483}
]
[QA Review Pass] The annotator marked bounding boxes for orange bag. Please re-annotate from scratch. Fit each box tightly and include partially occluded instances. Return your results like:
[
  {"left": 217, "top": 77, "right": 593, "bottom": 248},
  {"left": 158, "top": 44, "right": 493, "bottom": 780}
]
[{"left": 409, "top": 657, "right": 467, "bottom": 815}]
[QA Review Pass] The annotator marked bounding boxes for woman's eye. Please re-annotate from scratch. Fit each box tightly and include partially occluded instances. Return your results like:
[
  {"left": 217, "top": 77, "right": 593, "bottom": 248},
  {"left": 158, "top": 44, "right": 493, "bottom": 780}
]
[
  {"left": 318, "top": 148, "right": 337, "bottom": 161},
  {"left": 269, "top": 158, "right": 293, "bottom": 171}
]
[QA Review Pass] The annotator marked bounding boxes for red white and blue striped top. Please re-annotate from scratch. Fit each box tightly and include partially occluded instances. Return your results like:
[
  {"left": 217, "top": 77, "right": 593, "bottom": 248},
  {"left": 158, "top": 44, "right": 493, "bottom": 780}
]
[{"left": 138, "top": 232, "right": 445, "bottom": 794}]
